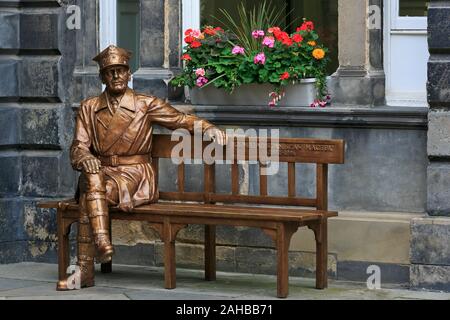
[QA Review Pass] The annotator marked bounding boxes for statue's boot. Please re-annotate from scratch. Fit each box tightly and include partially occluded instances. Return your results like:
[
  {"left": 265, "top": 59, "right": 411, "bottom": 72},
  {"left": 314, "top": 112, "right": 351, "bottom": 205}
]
[
  {"left": 57, "top": 209, "right": 95, "bottom": 291},
  {"left": 84, "top": 172, "right": 114, "bottom": 263}
]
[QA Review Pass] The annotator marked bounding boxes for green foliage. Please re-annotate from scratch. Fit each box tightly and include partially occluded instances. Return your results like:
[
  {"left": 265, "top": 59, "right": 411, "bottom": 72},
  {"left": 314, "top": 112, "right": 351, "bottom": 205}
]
[{"left": 214, "top": 1, "right": 291, "bottom": 55}]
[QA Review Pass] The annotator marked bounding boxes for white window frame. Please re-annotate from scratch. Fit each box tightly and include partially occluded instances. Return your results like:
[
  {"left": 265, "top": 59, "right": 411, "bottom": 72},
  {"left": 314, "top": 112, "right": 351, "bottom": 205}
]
[
  {"left": 384, "top": 0, "right": 428, "bottom": 107},
  {"left": 390, "top": 0, "right": 427, "bottom": 30},
  {"left": 99, "top": 0, "right": 117, "bottom": 51},
  {"left": 99, "top": 0, "right": 134, "bottom": 88},
  {"left": 182, "top": 0, "right": 200, "bottom": 36}
]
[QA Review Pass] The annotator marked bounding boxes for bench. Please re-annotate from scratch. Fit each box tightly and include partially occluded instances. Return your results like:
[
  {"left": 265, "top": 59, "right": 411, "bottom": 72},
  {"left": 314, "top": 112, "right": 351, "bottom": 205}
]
[{"left": 39, "top": 134, "right": 345, "bottom": 298}]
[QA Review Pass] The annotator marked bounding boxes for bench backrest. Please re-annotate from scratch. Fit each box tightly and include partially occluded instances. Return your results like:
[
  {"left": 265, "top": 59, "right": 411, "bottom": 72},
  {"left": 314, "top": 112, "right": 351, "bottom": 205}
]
[{"left": 151, "top": 134, "right": 345, "bottom": 211}]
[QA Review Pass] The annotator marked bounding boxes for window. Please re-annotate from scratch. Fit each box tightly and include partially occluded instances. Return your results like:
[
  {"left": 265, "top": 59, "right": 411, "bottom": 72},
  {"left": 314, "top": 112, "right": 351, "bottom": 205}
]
[
  {"left": 117, "top": 0, "right": 140, "bottom": 73},
  {"left": 399, "top": 0, "right": 429, "bottom": 17},
  {"left": 384, "top": 0, "right": 429, "bottom": 106},
  {"left": 99, "top": 0, "right": 140, "bottom": 85},
  {"left": 184, "top": 0, "right": 339, "bottom": 75}
]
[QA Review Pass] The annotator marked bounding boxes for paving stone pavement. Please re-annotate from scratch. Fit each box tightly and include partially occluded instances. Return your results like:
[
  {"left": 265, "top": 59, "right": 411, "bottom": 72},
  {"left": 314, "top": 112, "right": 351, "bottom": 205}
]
[{"left": 0, "top": 263, "right": 448, "bottom": 300}]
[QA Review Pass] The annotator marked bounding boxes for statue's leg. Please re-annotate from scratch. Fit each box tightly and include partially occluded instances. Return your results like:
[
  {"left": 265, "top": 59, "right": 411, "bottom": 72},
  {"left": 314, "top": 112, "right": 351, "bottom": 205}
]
[
  {"left": 57, "top": 194, "right": 95, "bottom": 291},
  {"left": 82, "top": 172, "right": 114, "bottom": 263}
]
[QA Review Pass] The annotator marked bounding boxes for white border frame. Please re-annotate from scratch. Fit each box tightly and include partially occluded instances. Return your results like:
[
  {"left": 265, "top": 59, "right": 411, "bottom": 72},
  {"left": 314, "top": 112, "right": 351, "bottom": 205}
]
[
  {"left": 99, "top": 0, "right": 117, "bottom": 51},
  {"left": 182, "top": 0, "right": 200, "bottom": 36},
  {"left": 391, "top": 0, "right": 427, "bottom": 30},
  {"left": 99, "top": 0, "right": 135, "bottom": 88},
  {"left": 384, "top": 0, "right": 428, "bottom": 107}
]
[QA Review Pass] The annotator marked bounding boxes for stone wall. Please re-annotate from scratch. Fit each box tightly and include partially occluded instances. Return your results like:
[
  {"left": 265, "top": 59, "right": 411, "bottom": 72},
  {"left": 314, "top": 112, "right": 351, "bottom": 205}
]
[
  {"left": 410, "top": 0, "right": 450, "bottom": 291},
  {"left": 0, "top": 0, "right": 98, "bottom": 263}
]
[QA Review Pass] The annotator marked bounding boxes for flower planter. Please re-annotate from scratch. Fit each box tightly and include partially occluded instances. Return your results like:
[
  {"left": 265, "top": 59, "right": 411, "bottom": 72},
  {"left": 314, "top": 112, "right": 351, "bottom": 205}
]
[{"left": 189, "top": 78, "right": 317, "bottom": 107}]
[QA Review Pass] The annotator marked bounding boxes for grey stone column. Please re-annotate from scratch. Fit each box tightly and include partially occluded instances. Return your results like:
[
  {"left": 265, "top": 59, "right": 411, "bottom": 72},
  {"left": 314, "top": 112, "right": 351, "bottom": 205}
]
[
  {"left": 133, "top": 0, "right": 182, "bottom": 99},
  {"left": 329, "top": 0, "right": 385, "bottom": 106},
  {"left": 426, "top": 0, "right": 450, "bottom": 218},
  {"left": 0, "top": 0, "right": 99, "bottom": 263},
  {"left": 72, "top": 0, "right": 102, "bottom": 106},
  {"left": 410, "top": 0, "right": 450, "bottom": 292}
]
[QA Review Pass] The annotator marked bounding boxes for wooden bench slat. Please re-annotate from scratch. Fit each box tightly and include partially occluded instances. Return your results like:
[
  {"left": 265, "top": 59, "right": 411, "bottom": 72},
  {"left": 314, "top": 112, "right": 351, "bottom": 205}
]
[
  {"left": 288, "top": 163, "right": 296, "bottom": 198},
  {"left": 316, "top": 164, "right": 328, "bottom": 211},
  {"left": 159, "top": 192, "right": 317, "bottom": 207},
  {"left": 178, "top": 163, "right": 185, "bottom": 193},
  {"left": 204, "top": 164, "right": 215, "bottom": 200},
  {"left": 152, "top": 135, "right": 345, "bottom": 164},
  {"left": 260, "top": 163, "right": 268, "bottom": 196},
  {"left": 232, "top": 162, "right": 239, "bottom": 195},
  {"left": 147, "top": 202, "right": 336, "bottom": 216},
  {"left": 39, "top": 201, "right": 337, "bottom": 222}
]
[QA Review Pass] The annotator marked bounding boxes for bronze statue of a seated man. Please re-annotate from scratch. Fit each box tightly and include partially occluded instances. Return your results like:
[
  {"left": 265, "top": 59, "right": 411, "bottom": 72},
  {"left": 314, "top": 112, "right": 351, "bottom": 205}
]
[{"left": 58, "top": 45, "right": 226, "bottom": 290}]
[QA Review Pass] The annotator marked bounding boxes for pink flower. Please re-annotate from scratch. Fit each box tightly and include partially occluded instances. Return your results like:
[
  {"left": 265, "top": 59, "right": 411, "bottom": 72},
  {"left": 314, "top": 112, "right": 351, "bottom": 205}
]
[
  {"left": 190, "top": 29, "right": 203, "bottom": 38},
  {"left": 195, "top": 68, "right": 205, "bottom": 77},
  {"left": 254, "top": 53, "right": 266, "bottom": 65},
  {"left": 196, "top": 76, "right": 208, "bottom": 87},
  {"left": 262, "top": 36, "right": 275, "bottom": 48},
  {"left": 232, "top": 46, "right": 245, "bottom": 55},
  {"left": 310, "top": 99, "right": 328, "bottom": 108},
  {"left": 252, "top": 30, "right": 265, "bottom": 39}
]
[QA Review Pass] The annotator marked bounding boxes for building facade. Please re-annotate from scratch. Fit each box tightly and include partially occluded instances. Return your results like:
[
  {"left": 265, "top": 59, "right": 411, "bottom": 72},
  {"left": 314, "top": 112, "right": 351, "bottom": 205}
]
[{"left": 0, "top": 0, "right": 448, "bottom": 291}]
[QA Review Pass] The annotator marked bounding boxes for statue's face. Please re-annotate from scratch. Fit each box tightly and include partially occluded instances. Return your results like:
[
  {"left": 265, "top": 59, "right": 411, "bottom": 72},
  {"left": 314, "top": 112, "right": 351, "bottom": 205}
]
[{"left": 101, "top": 66, "right": 131, "bottom": 95}]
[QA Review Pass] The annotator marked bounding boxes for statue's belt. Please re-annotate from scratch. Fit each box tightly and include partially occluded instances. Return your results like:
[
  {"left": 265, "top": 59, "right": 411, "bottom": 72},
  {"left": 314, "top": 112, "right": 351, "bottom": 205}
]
[{"left": 98, "top": 154, "right": 152, "bottom": 167}]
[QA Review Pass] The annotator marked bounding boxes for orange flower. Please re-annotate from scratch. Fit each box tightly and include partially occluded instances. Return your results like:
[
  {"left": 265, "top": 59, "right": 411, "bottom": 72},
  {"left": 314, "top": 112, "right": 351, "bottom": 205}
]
[
  {"left": 204, "top": 27, "right": 216, "bottom": 36},
  {"left": 312, "top": 48, "right": 325, "bottom": 60},
  {"left": 268, "top": 27, "right": 281, "bottom": 34},
  {"left": 308, "top": 41, "right": 317, "bottom": 47}
]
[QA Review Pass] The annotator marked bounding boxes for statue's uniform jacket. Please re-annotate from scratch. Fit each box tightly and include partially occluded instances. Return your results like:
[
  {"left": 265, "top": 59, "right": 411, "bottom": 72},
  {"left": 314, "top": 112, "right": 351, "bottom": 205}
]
[{"left": 70, "top": 88, "right": 214, "bottom": 210}]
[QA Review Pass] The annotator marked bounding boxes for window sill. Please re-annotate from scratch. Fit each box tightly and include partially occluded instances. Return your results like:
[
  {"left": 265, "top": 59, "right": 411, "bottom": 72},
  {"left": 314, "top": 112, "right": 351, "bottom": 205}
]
[{"left": 172, "top": 103, "right": 429, "bottom": 130}]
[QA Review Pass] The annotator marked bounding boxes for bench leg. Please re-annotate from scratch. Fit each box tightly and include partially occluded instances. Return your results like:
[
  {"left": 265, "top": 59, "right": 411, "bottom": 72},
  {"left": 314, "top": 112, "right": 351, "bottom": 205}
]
[
  {"left": 205, "top": 225, "right": 216, "bottom": 281},
  {"left": 57, "top": 210, "right": 71, "bottom": 282},
  {"left": 275, "top": 223, "right": 298, "bottom": 299},
  {"left": 164, "top": 239, "right": 176, "bottom": 289},
  {"left": 163, "top": 222, "right": 186, "bottom": 290},
  {"left": 315, "top": 219, "right": 328, "bottom": 289}
]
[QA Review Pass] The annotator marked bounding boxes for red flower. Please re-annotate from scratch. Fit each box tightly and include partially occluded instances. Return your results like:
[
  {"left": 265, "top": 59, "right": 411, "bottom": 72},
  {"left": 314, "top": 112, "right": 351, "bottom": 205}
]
[
  {"left": 184, "top": 36, "right": 195, "bottom": 44},
  {"left": 274, "top": 31, "right": 289, "bottom": 41},
  {"left": 214, "top": 27, "right": 224, "bottom": 32},
  {"left": 280, "top": 72, "right": 290, "bottom": 80},
  {"left": 181, "top": 54, "right": 192, "bottom": 61},
  {"left": 185, "top": 28, "right": 193, "bottom": 36},
  {"left": 292, "top": 34, "right": 303, "bottom": 43},
  {"left": 204, "top": 27, "right": 217, "bottom": 36},
  {"left": 297, "top": 21, "right": 315, "bottom": 32},
  {"left": 190, "top": 41, "right": 202, "bottom": 48},
  {"left": 281, "top": 37, "right": 293, "bottom": 47}
]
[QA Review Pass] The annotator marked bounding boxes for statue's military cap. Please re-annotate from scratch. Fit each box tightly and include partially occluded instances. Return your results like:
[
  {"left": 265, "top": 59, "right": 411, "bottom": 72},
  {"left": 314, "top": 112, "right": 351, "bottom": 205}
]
[{"left": 93, "top": 45, "right": 132, "bottom": 71}]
